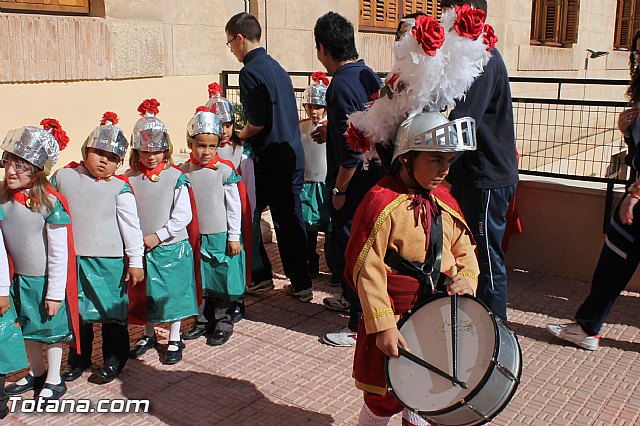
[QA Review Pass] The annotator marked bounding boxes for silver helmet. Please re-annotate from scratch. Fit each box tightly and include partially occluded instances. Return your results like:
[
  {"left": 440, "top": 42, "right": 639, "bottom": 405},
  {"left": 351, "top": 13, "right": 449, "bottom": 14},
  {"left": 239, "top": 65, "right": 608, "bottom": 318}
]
[
  {"left": 132, "top": 115, "right": 169, "bottom": 152},
  {"left": 1, "top": 126, "right": 60, "bottom": 170},
  {"left": 205, "top": 95, "right": 234, "bottom": 124},
  {"left": 302, "top": 83, "right": 327, "bottom": 107},
  {"left": 392, "top": 111, "right": 476, "bottom": 164},
  {"left": 188, "top": 110, "right": 223, "bottom": 138},
  {"left": 84, "top": 113, "right": 128, "bottom": 160}
]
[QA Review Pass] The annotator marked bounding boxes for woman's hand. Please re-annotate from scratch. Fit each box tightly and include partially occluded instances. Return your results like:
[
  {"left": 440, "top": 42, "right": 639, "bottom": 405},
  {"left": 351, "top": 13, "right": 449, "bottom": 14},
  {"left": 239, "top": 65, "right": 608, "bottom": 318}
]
[
  {"left": 227, "top": 241, "right": 241, "bottom": 256},
  {"left": 620, "top": 194, "right": 639, "bottom": 225},
  {"left": 126, "top": 267, "right": 145, "bottom": 287},
  {"left": 447, "top": 274, "right": 475, "bottom": 296},
  {"left": 375, "top": 327, "right": 409, "bottom": 358},
  {"left": 618, "top": 108, "right": 640, "bottom": 135},
  {"left": 45, "top": 299, "right": 62, "bottom": 317},
  {"left": 0, "top": 296, "right": 10, "bottom": 316}
]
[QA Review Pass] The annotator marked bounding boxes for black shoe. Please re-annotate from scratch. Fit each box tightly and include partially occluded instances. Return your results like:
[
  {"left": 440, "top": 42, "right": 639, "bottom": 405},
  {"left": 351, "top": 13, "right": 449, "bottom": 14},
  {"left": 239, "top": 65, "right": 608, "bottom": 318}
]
[
  {"left": 163, "top": 341, "right": 185, "bottom": 365},
  {"left": 0, "top": 395, "right": 8, "bottom": 420},
  {"left": 232, "top": 307, "right": 243, "bottom": 324},
  {"left": 92, "top": 365, "right": 119, "bottom": 384},
  {"left": 181, "top": 323, "right": 208, "bottom": 340},
  {"left": 61, "top": 365, "right": 87, "bottom": 382},
  {"left": 38, "top": 381, "right": 67, "bottom": 400},
  {"left": 129, "top": 334, "right": 157, "bottom": 359},
  {"left": 5, "top": 371, "right": 47, "bottom": 395},
  {"left": 206, "top": 329, "right": 233, "bottom": 346}
]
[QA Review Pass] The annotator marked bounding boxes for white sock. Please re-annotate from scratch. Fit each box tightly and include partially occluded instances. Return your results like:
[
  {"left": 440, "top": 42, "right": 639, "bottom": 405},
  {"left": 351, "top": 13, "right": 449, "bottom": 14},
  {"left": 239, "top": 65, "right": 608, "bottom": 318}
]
[
  {"left": 196, "top": 302, "right": 207, "bottom": 324},
  {"left": 357, "top": 403, "right": 392, "bottom": 426},
  {"left": 167, "top": 321, "right": 182, "bottom": 351},
  {"left": 19, "top": 341, "right": 46, "bottom": 384},
  {"left": 402, "top": 409, "right": 430, "bottom": 426},
  {"left": 39, "top": 344, "right": 64, "bottom": 398},
  {"left": 143, "top": 323, "right": 155, "bottom": 338}
]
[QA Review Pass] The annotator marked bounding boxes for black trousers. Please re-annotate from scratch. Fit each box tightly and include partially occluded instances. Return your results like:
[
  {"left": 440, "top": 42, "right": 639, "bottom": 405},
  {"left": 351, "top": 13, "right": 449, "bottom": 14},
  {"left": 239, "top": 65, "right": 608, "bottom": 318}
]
[
  {"left": 252, "top": 168, "right": 311, "bottom": 291},
  {"left": 0, "top": 374, "right": 7, "bottom": 419},
  {"left": 202, "top": 296, "right": 237, "bottom": 332},
  {"left": 576, "top": 199, "right": 640, "bottom": 335},
  {"left": 68, "top": 321, "right": 129, "bottom": 372}
]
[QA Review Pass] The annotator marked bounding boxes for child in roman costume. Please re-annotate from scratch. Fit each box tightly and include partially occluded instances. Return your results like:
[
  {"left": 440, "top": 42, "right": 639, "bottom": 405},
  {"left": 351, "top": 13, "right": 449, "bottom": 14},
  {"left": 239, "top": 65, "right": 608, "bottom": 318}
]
[
  {"left": 0, "top": 219, "right": 28, "bottom": 416},
  {"left": 180, "top": 107, "right": 244, "bottom": 347},
  {"left": 299, "top": 72, "right": 332, "bottom": 279},
  {"left": 53, "top": 112, "right": 144, "bottom": 384},
  {"left": 1, "top": 119, "right": 79, "bottom": 400},
  {"left": 208, "top": 83, "right": 254, "bottom": 323},
  {"left": 343, "top": 7, "right": 497, "bottom": 425},
  {"left": 126, "top": 100, "right": 197, "bottom": 365}
]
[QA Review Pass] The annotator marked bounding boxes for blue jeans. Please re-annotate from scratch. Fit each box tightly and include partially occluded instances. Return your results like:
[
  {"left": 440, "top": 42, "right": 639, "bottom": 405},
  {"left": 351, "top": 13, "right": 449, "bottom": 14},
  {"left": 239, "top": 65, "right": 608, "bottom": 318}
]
[
  {"left": 576, "top": 199, "right": 640, "bottom": 335},
  {"left": 451, "top": 184, "right": 516, "bottom": 321}
]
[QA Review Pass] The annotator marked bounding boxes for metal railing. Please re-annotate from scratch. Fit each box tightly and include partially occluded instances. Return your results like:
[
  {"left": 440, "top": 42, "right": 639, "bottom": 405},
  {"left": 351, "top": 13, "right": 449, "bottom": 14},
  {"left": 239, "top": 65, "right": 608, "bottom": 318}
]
[{"left": 221, "top": 71, "right": 631, "bottom": 230}]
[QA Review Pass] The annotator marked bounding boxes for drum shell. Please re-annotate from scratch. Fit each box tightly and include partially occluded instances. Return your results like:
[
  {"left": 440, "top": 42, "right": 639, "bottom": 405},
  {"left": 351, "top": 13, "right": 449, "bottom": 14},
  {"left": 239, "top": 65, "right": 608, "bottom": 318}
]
[{"left": 425, "top": 315, "right": 522, "bottom": 426}]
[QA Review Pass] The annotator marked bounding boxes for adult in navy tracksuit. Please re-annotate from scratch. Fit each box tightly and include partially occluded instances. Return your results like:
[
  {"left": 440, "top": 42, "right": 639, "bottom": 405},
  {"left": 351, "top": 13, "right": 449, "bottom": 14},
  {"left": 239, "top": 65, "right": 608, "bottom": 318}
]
[
  {"left": 314, "top": 12, "right": 385, "bottom": 346},
  {"left": 443, "top": 0, "right": 518, "bottom": 322},
  {"left": 225, "top": 13, "right": 312, "bottom": 295}
]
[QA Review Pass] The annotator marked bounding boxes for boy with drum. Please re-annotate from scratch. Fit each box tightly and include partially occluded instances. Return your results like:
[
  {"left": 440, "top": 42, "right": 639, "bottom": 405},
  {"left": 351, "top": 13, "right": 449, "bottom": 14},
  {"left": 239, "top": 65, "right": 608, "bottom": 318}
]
[{"left": 343, "top": 7, "right": 497, "bottom": 425}]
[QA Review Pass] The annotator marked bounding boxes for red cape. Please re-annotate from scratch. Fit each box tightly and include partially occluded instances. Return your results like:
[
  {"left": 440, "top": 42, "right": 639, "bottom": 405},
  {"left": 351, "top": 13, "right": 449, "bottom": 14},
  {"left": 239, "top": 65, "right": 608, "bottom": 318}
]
[
  {"left": 344, "top": 175, "right": 467, "bottom": 293},
  {"left": 6, "top": 186, "right": 81, "bottom": 354}
]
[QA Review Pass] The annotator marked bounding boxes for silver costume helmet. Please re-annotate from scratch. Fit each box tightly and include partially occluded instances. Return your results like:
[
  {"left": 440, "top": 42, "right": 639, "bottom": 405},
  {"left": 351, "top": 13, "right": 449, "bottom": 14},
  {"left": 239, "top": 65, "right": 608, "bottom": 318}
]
[
  {"left": 302, "top": 72, "right": 329, "bottom": 107},
  {"left": 206, "top": 82, "right": 234, "bottom": 124},
  {"left": 83, "top": 112, "right": 128, "bottom": 160},
  {"left": 188, "top": 106, "right": 223, "bottom": 138},
  {"left": 1, "top": 118, "right": 69, "bottom": 173},
  {"left": 132, "top": 99, "right": 169, "bottom": 152},
  {"left": 392, "top": 111, "right": 476, "bottom": 164}
]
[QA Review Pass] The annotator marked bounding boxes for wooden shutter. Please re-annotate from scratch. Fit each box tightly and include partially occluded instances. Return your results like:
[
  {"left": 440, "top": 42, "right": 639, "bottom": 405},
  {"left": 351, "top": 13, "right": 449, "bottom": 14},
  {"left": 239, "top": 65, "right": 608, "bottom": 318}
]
[
  {"left": 361, "top": 0, "right": 375, "bottom": 28},
  {"left": 0, "top": 0, "right": 88, "bottom": 14},
  {"left": 541, "top": 0, "right": 560, "bottom": 43},
  {"left": 615, "top": 0, "right": 633, "bottom": 49},
  {"left": 633, "top": 1, "right": 640, "bottom": 48},
  {"left": 360, "top": 0, "right": 399, "bottom": 31},
  {"left": 562, "top": 0, "right": 580, "bottom": 45}
]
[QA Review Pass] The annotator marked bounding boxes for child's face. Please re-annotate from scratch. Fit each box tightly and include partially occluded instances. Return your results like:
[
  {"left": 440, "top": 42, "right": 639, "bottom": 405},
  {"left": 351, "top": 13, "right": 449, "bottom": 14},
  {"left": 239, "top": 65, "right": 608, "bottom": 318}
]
[
  {"left": 409, "top": 151, "right": 455, "bottom": 191},
  {"left": 189, "top": 134, "right": 220, "bottom": 164},
  {"left": 84, "top": 148, "right": 121, "bottom": 178},
  {"left": 220, "top": 122, "right": 234, "bottom": 147},
  {"left": 138, "top": 150, "right": 166, "bottom": 169},
  {"left": 2, "top": 154, "right": 35, "bottom": 190},
  {"left": 304, "top": 104, "right": 326, "bottom": 124}
]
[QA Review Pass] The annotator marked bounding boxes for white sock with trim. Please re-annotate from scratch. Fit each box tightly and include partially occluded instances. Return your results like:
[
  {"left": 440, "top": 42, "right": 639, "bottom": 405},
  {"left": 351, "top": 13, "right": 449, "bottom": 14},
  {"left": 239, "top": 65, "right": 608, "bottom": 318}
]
[
  {"left": 357, "top": 403, "right": 392, "bottom": 426},
  {"left": 168, "top": 321, "right": 182, "bottom": 351},
  {"left": 402, "top": 409, "right": 430, "bottom": 426},
  {"left": 19, "top": 340, "right": 46, "bottom": 384},
  {"left": 39, "top": 344, "right": 64, "bottom": 398},
  {"left": 143, "top": 323, "right": 155, "bottom": 338}
]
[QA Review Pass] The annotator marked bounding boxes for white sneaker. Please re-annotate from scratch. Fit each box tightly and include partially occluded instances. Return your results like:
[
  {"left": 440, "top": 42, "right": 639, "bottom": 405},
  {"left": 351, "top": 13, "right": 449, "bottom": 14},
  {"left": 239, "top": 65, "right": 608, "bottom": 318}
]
[
  {"left": 323, "top": 328, "right": 357, "bottom": 347},
  {"left": 547, "top": 322, "right": 600, "bottom": 351}
]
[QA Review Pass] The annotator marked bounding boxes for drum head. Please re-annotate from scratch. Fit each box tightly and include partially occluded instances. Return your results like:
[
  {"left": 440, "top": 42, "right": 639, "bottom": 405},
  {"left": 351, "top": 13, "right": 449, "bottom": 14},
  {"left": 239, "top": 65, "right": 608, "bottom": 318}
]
[{"left": 386, "top": 295, "right": 497, "bottom": 413}]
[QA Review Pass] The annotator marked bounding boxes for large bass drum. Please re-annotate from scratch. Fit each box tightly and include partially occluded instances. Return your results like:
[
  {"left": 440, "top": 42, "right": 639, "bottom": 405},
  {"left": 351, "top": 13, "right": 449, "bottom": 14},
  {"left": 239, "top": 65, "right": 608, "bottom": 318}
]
[{"left": 385, "top": 294, "right": 522, "bottom": 426}]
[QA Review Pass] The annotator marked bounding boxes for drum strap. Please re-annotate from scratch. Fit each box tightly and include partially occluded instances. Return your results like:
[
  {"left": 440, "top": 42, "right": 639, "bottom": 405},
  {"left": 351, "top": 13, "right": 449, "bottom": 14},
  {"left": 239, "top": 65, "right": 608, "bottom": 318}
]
[{"left": 383, "top": 210, "right": 450, "bottom": 299}]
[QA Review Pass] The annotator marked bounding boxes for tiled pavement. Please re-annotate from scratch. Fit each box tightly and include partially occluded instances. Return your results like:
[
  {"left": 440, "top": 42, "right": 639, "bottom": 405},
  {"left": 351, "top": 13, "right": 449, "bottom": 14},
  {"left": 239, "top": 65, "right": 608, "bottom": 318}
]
[{"left": 4, "top": 238, "right": 640, "bottom": 425}]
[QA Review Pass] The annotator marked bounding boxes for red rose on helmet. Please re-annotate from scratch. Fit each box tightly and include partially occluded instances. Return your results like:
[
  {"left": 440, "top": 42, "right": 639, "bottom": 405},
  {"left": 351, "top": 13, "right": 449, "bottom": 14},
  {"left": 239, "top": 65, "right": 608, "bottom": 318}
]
[
  {"left": 346, "top": 124, "right": 371, "bottom": 153},
  {"left": 483, "top": 24, "right": 498, "bottom": 51},
  {"left": 454, "top": 4, "right": 486, "bottom": 40},
  {"left": 412, "top": 15, "right": 445, "bottom": 56}
]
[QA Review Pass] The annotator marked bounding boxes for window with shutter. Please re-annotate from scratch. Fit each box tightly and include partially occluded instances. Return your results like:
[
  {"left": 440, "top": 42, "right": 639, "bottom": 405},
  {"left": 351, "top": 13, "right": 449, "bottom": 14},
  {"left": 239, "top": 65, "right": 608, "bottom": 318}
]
[
  {"left": 359, "top": 0, "right": 441, "bottom": 33},
  {"left": 0, "top": 0, "right": 88, "bottom": 14},
  {"left": 613, "top": 0, "right": 640, "bottom": 49},
  {"left": 530, "top": 0, "right": 580, "bottom": 47}
]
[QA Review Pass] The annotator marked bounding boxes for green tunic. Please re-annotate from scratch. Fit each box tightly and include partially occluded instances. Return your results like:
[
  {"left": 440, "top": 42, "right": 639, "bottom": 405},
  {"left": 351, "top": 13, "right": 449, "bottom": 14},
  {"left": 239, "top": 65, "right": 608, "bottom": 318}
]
[
  {"left": 0, "top": 302, "right": 28, "bottom": 374},
  {"left": 200, "top": 233, "right": 245, "bottom": 301},
  {"left": 300, "top": 181, "right": 331, "bottom": 231},
  {"left": 77, "top": 256, "right": 128, "bottom": 324},
  {"left": 144, "top": 240, "right": 198, "bottom": 322}
]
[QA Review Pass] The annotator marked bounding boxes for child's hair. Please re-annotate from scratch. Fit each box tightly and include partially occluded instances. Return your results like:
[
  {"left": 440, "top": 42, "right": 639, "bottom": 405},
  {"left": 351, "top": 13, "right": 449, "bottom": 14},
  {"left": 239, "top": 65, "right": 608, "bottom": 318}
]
[
  {"left": 186, "top": 132, "right": 221, "bottom": 146},
  {"left": 225, "top": 12, "right": 261, "bottom": 41},
  {"left": 440, "top": 0, "right": 488, "bottom": 13},
  {"left": 314, "top": 12, "right": 359, "bottom": 62},
  {"left": 128, "top": 147, "right": 174, "bottom": 170},
  {"left": 1, "top": 152, "right": 54, "bottom": 212}
]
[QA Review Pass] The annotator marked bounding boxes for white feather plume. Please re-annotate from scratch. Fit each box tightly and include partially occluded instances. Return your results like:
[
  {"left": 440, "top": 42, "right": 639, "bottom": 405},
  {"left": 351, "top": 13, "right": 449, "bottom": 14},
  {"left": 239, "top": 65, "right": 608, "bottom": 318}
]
[{"left": 348, "top": 7, "right": 494, "bottom": 154}]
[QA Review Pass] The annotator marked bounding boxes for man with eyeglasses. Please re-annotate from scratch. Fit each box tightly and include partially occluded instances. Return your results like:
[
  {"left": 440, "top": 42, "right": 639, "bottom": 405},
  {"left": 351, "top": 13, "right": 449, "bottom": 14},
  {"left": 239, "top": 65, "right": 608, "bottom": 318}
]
[{"left": 224, "top": 13, "right": 313, "bottom": 301}]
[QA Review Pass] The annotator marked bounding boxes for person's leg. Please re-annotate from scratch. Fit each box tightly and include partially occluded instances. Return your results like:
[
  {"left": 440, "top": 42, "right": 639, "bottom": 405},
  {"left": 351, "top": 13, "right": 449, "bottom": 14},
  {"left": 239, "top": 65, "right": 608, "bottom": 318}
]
[
  {"left": 575, "top": 201, "right": 640, "bottom": 335},
  {"left": 359, "top": 392, "right": 405, "bottom": 426},
  {"left": 17, "top": 340, "right": 46, "bottom": 384},
  {"left": 39, "top": 343, "right": 65, "bottom": 398},
  {"left": 452, "top": 184, "right": 515, "bottom": 321},
  {"left": 251, "top": 171, "right": 273, "bottom": 285},
  {"left": 68, "top": 320, "right": 93, "bottom": 368},
  {"left": 324, "top": 231, "right": 343, "bottom": 283},
  {"left": 0, "top": 374, "right": 7, "bottom": 420},
  {"left": 268, "top": 169, "right": 312, "bottom": 292},
  {"left": 102, "top": 323, "right": 130, "bottom": 372},
  {"left": 306, "top": 230, "right": 320, "bottom": 277},
  {"left": 206, "top": 298, "right": 236, "bottom": 346}
]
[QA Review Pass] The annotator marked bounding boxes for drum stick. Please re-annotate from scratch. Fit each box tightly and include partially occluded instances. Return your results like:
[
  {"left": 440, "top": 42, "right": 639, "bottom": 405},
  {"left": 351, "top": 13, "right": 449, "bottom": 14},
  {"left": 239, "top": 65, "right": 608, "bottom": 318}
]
[
  {"left": 397, "top": 346, "right": 468, "bottom": 389},
  {"left": 451, "top": 265, "right": 458, "bottom": 384}
]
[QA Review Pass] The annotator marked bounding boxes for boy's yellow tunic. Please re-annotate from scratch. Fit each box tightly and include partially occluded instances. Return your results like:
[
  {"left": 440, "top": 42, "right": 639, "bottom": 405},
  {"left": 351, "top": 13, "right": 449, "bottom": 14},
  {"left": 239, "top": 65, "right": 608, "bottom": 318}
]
[{"left": 345, "top": 175, "right": 479, "bottom": 397}]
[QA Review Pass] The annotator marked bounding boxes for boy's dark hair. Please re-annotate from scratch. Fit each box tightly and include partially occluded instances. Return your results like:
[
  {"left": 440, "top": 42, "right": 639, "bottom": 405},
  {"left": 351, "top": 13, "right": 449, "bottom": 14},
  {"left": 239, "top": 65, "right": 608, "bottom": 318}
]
[
  {"left": 225, "top": 12, "right": 261, "bottom": 41},
  {"left": 396, "top": 12, "right": 427, "bottom": 33},
  {"left": 440, "top": 0, "right": 488, "bottom": 13},
  {"left": 314, "top": 12, "right": 359, "bottom": 62}
]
